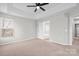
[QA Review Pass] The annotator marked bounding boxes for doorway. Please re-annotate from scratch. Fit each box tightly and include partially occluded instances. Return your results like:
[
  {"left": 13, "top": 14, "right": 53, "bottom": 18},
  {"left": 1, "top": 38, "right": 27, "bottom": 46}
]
[
  {"left": 37, "top": 20, "right": 50, "bottom": 40},
  {"left": 70, "top": 17, "right": 79, "bottom": 46},
  {"left": 73, "top": 19, "right": 79, "bottom": 39}
]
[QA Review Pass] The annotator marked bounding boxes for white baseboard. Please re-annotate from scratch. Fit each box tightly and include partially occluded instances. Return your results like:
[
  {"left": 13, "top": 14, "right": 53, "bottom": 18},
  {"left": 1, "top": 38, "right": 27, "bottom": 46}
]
[
  {"left": 48, "top": 39, "right": 72, "bottom": 45},
  {"left": 0, "top": 37, "right": 72, "bottom": 46},
  {"left": 0, "top": 37, "right": 35, "bottom": 45}
]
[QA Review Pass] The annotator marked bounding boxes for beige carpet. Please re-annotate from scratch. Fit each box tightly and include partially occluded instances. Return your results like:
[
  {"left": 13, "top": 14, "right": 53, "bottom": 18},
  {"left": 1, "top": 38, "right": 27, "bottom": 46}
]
[{"left": 0, "top": 38, "right": 79, "bottom": 56}]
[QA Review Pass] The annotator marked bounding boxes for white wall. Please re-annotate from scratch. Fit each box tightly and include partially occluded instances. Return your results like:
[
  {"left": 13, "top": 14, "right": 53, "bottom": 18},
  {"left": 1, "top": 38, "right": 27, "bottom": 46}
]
[
  {"left": 0, "top": 3, "right": 8, "bottom": 13},
  {"left": 14, "top": 17, "right": 36, "bottom": 40},
  {"left": 0, "top": 13, "right": 36, "bottom": 44},
  {"left": 49, "top": 12, "right": 69, "bottom": 45},
  {"left": 37, "top": 11, "right": 71, "bottom": 45}
]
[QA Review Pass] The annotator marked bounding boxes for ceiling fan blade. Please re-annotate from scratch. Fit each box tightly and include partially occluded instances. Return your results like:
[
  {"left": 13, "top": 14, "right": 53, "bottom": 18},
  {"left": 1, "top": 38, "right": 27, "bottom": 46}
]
[
  {"left": 35, "top": 3, "right": 38, "bottom": 6},
  {"left": 34, "top": 8, "right": 37, "bottom": 12},
  {"left": 27, "top": 5, "right": 36, "bottom": 7},
  {"left": 40, "top": 3, "right": 49, "bottom": 6},
  {"left": 40, "top": 7, "right": 45, "bottom": 11},
  {"left": 35, "top": 3, "right": 40, "bottom": 6}
]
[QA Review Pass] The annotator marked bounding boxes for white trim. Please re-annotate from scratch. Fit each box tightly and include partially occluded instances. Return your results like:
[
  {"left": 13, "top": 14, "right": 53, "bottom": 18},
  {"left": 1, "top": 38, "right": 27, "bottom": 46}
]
[
  {"left": 69, "top": 17, "right": 74, "bottom": 45},
  {"left": 48, "top": 39, "right": 72, "bottom": 45},
  {"left": 0, "top": 37, "right": 35, "bottom": 45}
]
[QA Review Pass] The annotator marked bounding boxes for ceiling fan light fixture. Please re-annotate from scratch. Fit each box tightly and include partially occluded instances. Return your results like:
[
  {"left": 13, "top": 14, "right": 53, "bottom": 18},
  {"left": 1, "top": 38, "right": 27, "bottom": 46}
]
[
  {"left": 27, "top": 3, "right": 49, "bottom": 12},
  {"left": 37, "top": 6, "right": 40, "bottom": 9}
]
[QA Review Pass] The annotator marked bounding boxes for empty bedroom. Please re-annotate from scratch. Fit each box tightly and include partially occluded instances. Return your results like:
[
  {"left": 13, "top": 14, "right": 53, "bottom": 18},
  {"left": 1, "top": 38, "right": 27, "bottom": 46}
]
[{"left": 0, "top": 3, "right": 79, "bottom": 56}]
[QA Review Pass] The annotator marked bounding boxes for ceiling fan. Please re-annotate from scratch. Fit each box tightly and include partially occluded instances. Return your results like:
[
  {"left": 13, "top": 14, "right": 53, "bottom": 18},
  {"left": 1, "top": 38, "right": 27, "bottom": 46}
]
[{"left": 27, "top": 3, "right": 49, "bottom": 12}]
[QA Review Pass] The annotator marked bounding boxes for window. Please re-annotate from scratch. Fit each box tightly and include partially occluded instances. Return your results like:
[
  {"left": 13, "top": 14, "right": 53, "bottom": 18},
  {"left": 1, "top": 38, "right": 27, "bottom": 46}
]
[
  {"left": 0, "top": 17, "right": 14, "bottom": 28},
  {"left": 37, "top": 20, "right": 50, "bottom": 39},
  {"left": 0, "top": 17, "right": 14, "bottom": 37},
  {"left": 43, "top": 20, "right": 50, "bottom": 35}
]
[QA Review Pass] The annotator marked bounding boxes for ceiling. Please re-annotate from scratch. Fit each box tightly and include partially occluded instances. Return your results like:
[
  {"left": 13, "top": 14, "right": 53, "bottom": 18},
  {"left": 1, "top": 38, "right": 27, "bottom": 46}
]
[{"left": 0, "top": 3, "right": 77, "bottom": 19}]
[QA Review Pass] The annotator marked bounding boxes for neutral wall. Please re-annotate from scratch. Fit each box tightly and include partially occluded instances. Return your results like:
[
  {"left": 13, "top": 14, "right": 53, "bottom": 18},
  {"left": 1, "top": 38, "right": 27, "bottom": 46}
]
[
  {"left": 0, "top": 13, "right": 36, "bottom": 44},
  {"left": 37, "top": 11, "right": 71, "bottom": 45},
  {"left": 14, "top": 17, "right": 36, "bottom": 39},
  {"left": 50, "top": 12, "right": 70, "bottom": 45}
]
